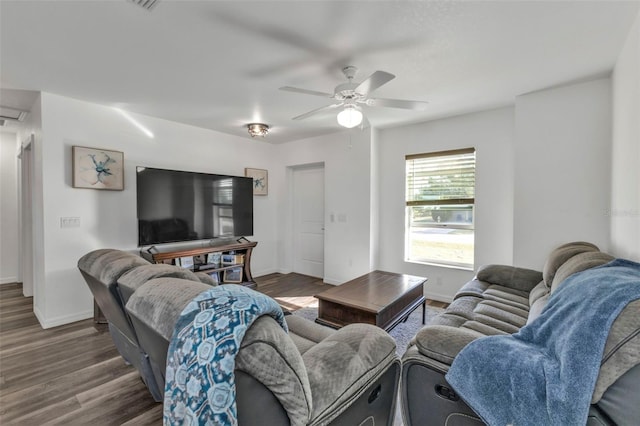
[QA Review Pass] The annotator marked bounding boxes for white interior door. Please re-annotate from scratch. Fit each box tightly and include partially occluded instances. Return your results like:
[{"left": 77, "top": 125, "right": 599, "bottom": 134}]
[{"left": 292, "top": 165, "right": 325, "bottom": 278}]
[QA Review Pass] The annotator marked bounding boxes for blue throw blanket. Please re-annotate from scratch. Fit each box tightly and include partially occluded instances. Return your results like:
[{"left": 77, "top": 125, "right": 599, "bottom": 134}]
[
  {"left": 163, "top": 284, "right": 287, "bottom": 426},
  {"left": 446, "top": 259, "right": 640, "bottom": 426}
]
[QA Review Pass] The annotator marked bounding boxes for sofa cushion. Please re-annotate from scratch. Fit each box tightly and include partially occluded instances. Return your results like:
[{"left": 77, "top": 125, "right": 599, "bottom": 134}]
[
  {"left": 482, "top": 286, "right": 530, "bottom": 311},
  {"left": 459, "top": 320, "right": 510, "bottom": 337},
  {"left": 472, "top": 309, "right": 523, "bottom": 333},
  {"left": 78, "top": 248, "right": 150, "bottom": 286},
  {"left": 414, "top": 325, "right": 485, "bottom": 365},
  {"left": 125, "top": 277, "right": 211, "bottom": 341},
  {"left": 236, "top": 316, "right": 313, "bottom": 426},
  {"left": 528, "top": 281, "right": 549, "bottom": 306},
  {"left": 477, "top": 300, "right": 529, "bottom": 324},
  {"left": 476, "top": 265, "right": 543, "bottom": 292},
  {"left": 454, "top": 278, "right": 490, "bottom": 299},
  {"left": 285, "top": 314, "right": 335, "bottom": 355},
  {"left": 526, "top": 281, "right": 552, "bottom": 324},
  {"left": 551, "top": 251, "right": 615, "bottom": 293},
  {"left": 118, "top": 264, "right": 208, "bottom": 304},
  {"left": 302, "top": 324, "right": 397, "bottom": 424},
  {"left": 527, "top": 293, "right": 550, "bottom": 325},
  {"left": 440, "top": 296, "right": 482, "bottom": 321},
  {"left": 542, "top": 242, "right": 599, "bottom": 287}
]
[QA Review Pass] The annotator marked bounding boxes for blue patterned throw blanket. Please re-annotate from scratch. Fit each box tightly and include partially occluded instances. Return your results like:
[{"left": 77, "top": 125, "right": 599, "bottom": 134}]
[
  {"left": 163, "top": 284, "right": 287, "bottom": 426},
  {"left": 446, "top": 259, "right": 640, "bottom": 426}
]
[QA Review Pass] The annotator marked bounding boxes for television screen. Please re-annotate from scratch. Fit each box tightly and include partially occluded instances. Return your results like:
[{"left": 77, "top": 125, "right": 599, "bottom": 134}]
[{"left": 136, "top": 167, "right": 253, "bottom": 246}]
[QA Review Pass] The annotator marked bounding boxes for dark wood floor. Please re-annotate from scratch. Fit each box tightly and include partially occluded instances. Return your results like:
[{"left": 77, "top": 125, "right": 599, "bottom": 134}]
[{"left": 0, "top": 273, "right": 445, "bottom": 425}]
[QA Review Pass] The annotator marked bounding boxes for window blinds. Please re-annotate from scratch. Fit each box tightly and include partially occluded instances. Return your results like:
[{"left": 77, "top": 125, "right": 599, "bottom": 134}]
[{"left": 406, "top": 148, "right": 476, "bottom": 206}]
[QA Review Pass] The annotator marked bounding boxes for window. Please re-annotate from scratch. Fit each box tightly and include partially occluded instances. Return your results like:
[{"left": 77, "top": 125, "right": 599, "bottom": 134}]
[{"left": 405, "top": 148, "right": 476, "bottom": 269}]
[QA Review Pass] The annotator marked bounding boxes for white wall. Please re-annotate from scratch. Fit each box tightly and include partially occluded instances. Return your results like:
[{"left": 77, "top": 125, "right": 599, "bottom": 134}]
[
  {"left": 34, "top": 92, "right": 279, "bottom": 327},
  {"left": 611, "top": 10, "right": 640, "bottom": 261},
  {"left": 377, "top": 107, "right": 515, "bottom": 301},
  {"left": 275, "top": 129, "right": 373, "bottom": 285},
  {"left": 0, "top": 132, "right": 19, "bottom": 284},
  {"left": 370, "top": 128, "right": 381, "bottom": 270},
  {"left": 513, "top": 79, "right": 612, "bottom": 269},
  {"left": 22, "top": 73, "right": 623, "bottom": 325}
]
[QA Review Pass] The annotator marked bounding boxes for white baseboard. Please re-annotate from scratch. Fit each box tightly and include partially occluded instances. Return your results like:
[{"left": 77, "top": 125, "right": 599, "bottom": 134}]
[
  {"left": 35, "top": 308, "right": 93, "bottom": 329},
  {"left": 322, "top": 277, "right": 341, "bottom": 285},
  {"left": 252, "top": 268, "right": 279, "bottom": 278},
  {"left": 33, "top": 304, "right": 45, "bottom": 328},
  {"left": 0, "top": 277, "right": 18, "bottom": 285},
  {"left": 424, "top": 290, "right": 454, "bottom": 304}
]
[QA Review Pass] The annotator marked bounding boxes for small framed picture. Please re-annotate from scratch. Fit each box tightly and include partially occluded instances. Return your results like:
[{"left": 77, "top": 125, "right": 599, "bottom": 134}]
[
  {"left": 221, "top": 254, "right": 236, "bottom": 265},
  {"left": 207, "top": 252, "right": 222, "bottom": 267},
  {"left": 72, "top": 146, "right": 124, "bottom": 190},
  {"left": 177, "top": 256, "right": 194, "bottom": 269},
  {"left": 245, "top": 168, "right": 268, "bottom": 196},
  {"left": 223, "top": 267, "right": 243, "bottom": 283}
]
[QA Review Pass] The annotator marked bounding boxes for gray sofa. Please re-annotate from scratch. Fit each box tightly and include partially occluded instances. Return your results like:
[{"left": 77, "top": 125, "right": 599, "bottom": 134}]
[
  {"left": 401, "top": 242, "right": 640, "bottom": 426},
  {"left": 78, "top": 249, "right": 401, "bottom": 425}
]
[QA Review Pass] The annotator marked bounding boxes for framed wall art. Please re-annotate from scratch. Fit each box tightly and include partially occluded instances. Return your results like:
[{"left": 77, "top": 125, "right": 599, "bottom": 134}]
[
  {"left": 72, "top": 146, "right": 124, "bottom": 190},
  {"left": 245, "top": 167, "right": 268, "bottom": 196}
]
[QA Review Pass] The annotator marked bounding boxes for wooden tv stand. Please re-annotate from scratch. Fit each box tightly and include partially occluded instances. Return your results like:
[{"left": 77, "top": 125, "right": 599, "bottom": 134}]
[{"left": 140, "top": 238, "right": 258, "bottom": 289}]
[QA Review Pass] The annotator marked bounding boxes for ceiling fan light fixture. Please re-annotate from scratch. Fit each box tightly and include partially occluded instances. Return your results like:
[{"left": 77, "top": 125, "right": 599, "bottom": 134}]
[
  {"left": 337, "top": 106, "right": 363, "bottom": 129},
  {"left": 247, "top": 123, "right": 269, "bottom": 137}
]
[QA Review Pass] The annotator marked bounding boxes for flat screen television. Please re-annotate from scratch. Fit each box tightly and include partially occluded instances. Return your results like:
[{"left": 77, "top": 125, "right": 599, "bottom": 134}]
[{"left": 136, "top": 167, "right": 253, "bottom": 246}]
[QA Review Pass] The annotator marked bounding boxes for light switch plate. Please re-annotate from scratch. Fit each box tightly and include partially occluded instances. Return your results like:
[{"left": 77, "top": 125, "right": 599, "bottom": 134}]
[{"left": 60, "top": 217, "right": 80, "bottom": 228}]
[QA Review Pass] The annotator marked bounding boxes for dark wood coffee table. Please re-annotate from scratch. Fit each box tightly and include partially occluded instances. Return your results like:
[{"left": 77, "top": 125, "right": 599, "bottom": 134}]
[{"left": 314, "top": 270, "right": 427, "bottom": 332}]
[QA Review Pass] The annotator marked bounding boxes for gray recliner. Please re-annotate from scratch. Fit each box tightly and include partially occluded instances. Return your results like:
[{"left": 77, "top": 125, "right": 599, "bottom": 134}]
[
  {"left": 401, "top": 242, "right": 640, "bottom": 425},
  {"left": 77, "top": 249, "right": 217, "bottom": 401},
  {"left": 79, "top": 248, "right": 402, "bottom": 425}
]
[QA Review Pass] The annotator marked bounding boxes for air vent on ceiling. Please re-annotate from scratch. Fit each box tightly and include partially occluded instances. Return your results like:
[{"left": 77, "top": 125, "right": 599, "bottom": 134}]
[
  {"left": 129, "top": 0, "right": 159, "bottom": 11},
  {"left": 0, "top": 106, "right": 28, "bottom": 123}
]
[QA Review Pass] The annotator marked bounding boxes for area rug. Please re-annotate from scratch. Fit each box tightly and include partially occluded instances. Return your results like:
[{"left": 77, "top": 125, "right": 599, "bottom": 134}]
[{"left": 292, "top": 302, "right": 444, "bottom": 355}]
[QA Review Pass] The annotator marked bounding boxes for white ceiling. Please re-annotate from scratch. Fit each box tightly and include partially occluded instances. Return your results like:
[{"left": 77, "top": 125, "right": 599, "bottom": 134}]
[{"left": 1, "top": 0, "right": 638, "bottom": 143}]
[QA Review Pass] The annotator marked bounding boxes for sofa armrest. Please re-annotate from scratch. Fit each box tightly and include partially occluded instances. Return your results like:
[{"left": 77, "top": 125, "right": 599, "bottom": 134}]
[
  {"left": 476, "top": 264, "right": 543, "bottom": 292},
  {"left": 302, "top": 323, "right": 398, "bottom": 425},
  {"left": 414, "top": 325, "right": 485, "bottom": 365}
]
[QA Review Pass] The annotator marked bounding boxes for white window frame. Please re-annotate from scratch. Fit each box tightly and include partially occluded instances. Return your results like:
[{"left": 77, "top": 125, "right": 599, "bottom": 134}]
[{"left": 405, "top": 148, "right": 476, "bottom": 269}]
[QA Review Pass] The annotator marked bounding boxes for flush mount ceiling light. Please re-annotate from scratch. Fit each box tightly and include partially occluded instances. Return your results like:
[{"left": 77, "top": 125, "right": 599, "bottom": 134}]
[
  {"left": 336, "top": 105, "right": 363, "bottom": 129},
  {"left": 247, "top": 123, "right": 269, "bottom": 138}
]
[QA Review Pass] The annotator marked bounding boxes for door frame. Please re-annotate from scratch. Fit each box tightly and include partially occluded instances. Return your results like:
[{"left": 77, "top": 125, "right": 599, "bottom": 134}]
[
  {"left": 17, "top": 133, "right": 34, "bottom": 297},
  {"left": 286, "top": 162, "right": 325, "bottom": 278}
]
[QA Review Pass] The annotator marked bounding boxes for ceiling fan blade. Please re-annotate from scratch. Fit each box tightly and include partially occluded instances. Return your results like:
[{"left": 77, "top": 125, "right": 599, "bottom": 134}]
[
  {"left": 280, "top": 86, "right": 333, "bottom": 98},
  {"left": 292, "top": 103, "right": 342, "bottom": 121},
  {"left": 355, "top": 71, "right": 395, "bottom": 95},
  {"left": 368, "top": 97, "right": 428, "bottom": 110}
]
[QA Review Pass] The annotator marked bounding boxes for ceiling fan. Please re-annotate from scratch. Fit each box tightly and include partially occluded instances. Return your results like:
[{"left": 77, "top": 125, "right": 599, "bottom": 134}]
[{"left": 280, "top": 66, "right": 428, "bottom": 128}]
